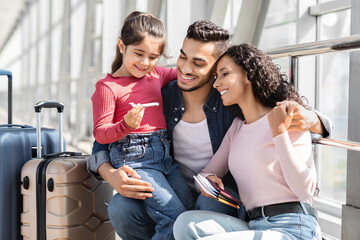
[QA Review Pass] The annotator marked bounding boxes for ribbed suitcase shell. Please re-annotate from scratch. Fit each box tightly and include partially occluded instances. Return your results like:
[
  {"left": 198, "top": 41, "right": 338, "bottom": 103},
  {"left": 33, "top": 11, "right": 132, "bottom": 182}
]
[{"left": 21, "top": 154, "right": 115, "bottom": 240}]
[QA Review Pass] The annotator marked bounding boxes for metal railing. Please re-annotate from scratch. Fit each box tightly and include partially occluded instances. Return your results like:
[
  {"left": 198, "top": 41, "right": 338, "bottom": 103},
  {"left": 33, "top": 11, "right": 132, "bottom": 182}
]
[
  {"left": 313, "top": 138, "right": 360, "bottom": 152},
  {"left": 266, "top": 35, "right": 360, "bottom": 59},
  {"left": 265, "top": 34, "right": 360, "bottom": 151}
]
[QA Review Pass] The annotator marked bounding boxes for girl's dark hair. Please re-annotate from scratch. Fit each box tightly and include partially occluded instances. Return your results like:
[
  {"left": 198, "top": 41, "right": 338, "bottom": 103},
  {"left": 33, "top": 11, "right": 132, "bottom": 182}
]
[
  {"left": 221, "top": 44, "right": 307, "bottom": 119},
  {"left": 111, "top": 11, "right": 166, "bottom": 74}
]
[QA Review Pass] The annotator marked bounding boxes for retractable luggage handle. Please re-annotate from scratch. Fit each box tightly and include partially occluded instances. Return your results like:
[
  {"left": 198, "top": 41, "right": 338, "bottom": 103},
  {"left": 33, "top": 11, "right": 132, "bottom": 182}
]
[
  {"left": 0, "top": 69, "right": 13, "bottom": 124},
  {"left": 34, "top": 101, "right": 65, "bottom": 158}
]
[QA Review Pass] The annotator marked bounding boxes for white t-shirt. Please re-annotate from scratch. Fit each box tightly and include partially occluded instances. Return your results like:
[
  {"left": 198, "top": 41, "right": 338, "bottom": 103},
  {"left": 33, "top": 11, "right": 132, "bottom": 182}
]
[{"left": 173, "top": 118, "right": 213, "bottom": 192}]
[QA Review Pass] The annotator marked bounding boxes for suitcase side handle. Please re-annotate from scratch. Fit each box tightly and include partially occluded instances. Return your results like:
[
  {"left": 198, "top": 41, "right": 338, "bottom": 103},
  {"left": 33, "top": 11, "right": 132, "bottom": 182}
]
[
  {"left": 0, "top": 124, "right": 32, "bottom": 128},
  {"left": 34, "top": 101, "right": 65, "bottom": 158},
  {"left": 0, "top": 69, "right": 12, "bottom": 124}
]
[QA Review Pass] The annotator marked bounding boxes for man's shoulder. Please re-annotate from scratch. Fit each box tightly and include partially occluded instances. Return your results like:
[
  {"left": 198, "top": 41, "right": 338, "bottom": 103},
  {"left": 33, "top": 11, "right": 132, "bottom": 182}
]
[
  {"left": 162, "top": 80, "right": 182, "bottom": 118},
  {"left": 162, "top": 79, "right": 178, "bottom": 94},
  {"left": 166, "top": 79, "right": 178, "bottom": 88}
]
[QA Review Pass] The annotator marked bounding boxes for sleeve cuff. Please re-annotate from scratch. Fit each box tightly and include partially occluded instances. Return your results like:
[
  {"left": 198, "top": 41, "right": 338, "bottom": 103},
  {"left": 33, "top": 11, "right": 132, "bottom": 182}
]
[
  {"left": 201, "top": 173, "right": 217, "bottom": 177},
  {"left": 313, "top": 109, "right": 334, "bottom": 139},
  {"left": 272, "top": 131, "right": 290, "bottom": 144},
  {"left": 86, "top": 150, "right": 111, "bottom": 178}
]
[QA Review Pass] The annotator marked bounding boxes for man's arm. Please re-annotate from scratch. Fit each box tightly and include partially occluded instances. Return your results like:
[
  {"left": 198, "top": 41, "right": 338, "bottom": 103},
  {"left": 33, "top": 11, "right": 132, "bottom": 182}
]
[
  {"left": 98, "top": 162, "right": 154, "bottom": 199},
  {"left": 86, "top": 141, "right": 154, "bottom": 199},
  {"left": 284, "top": 102, "right": 333, "bottom": 139},
  {"left": 86, "top": 141, "right": 111, "bottom": 177},
  {"left": 312, "top": 109, "right": 333, "bottom": 138}
]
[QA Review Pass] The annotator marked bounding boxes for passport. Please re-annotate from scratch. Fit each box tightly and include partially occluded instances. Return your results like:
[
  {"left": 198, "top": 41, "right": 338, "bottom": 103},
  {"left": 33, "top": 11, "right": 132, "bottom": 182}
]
[{"left": 194, "top": 174, "right": 242, "bottom": 209}]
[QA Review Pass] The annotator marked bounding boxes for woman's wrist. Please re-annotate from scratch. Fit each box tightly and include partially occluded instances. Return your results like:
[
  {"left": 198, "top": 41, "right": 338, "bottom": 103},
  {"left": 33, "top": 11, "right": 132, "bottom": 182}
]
[{"left": 271, "top": 125, "right": 287, "bottom": 137}]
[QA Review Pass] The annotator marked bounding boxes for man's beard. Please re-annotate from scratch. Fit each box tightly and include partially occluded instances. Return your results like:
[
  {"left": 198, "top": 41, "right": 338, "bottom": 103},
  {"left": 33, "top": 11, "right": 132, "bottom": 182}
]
[{"left": 177, "top": 74, "right": 213, "bottom": 92}]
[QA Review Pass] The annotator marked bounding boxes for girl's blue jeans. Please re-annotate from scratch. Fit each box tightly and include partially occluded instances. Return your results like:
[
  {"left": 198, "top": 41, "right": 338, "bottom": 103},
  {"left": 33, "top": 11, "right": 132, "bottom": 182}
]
[{"left": 109, "top": 130, "right": 193, "bottom": 240}]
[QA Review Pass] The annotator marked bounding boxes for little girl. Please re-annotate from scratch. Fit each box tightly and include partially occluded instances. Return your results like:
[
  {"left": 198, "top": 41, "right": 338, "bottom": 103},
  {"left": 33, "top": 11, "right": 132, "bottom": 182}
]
[{"left": 91, "top": 11, "right": 193, "bottom": 239}]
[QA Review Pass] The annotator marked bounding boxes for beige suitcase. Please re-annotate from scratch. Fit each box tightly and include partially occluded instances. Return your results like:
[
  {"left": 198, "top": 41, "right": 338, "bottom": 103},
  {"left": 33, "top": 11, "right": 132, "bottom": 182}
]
[{"left": 20, "top": 101, "right": 115, "bottom": 240}]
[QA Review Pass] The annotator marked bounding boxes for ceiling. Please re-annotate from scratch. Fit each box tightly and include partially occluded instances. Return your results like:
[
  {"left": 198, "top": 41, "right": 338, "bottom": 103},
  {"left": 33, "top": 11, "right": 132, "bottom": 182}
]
[{"left": 0, "top": 0, "right": 26, "bottom": 51}]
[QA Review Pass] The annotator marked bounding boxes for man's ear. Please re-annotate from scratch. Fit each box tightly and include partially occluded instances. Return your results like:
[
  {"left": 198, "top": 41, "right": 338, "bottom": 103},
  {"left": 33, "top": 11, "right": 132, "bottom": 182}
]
[{"left": 118, "top": 39, "right": 125, "bottom": 54}]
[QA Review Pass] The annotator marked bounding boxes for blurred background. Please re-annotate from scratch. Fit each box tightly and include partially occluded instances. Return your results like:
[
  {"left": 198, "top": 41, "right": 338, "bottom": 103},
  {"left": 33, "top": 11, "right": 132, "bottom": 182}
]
[{"left": 0, "top": 0, "right": 359, "bottom": 239}]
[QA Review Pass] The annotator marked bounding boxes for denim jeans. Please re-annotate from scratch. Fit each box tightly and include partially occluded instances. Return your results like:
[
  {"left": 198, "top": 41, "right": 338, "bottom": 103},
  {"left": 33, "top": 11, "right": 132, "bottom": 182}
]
[
  {"left": 107, "top": 193, "right": 244, "bottom": 240},
  {"left": 173, "top": 210, "right": 322, "bottom": 240},
  {"left": 109, "top": 130, "right": 193, "bottom": 240},
  {"left": 195, "top": 188, "right": 246, "bottom": 221}
]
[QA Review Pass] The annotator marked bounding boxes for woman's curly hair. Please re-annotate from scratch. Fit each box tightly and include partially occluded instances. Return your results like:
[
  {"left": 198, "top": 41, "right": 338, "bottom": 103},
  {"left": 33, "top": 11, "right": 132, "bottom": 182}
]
[{"left": 221, "top": 44, "right": 307, "bottom": 119}]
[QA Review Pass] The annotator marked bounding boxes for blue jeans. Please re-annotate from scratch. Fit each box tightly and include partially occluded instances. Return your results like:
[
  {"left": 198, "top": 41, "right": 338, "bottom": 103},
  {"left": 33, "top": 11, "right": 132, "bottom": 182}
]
[
  {"left": 108, "top": 185, "right": 246, "bottom": 240},
  {"left": 109, "top": 130, "right": 193, "bottom": 240},
  {"left": 173, "top": 210, "right": 322, "bottom": 240},
  {"left": 108, "top": 192, "right": 244, "bottom": 240}
]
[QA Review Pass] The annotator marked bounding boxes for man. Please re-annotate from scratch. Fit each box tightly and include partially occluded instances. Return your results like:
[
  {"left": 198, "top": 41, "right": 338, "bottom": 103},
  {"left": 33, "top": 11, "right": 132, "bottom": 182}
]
[{"left": 88, "top": 20, "right": 332, "bottom": 239}]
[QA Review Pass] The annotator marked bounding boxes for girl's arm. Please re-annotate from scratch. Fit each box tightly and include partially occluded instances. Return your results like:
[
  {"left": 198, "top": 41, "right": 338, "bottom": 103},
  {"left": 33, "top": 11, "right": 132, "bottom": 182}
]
[
  {"left": 92, "top": 82, "right": 134, "bottom": 144},
  {"left": 155, "top": 66, "right": 177, "bottom": 87},
  {"left": 268, "top": 102, "right": 317, "bottom": 200}
]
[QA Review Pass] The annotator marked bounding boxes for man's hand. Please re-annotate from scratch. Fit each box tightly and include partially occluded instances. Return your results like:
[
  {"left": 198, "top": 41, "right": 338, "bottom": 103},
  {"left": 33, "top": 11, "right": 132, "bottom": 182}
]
[
  {"left": 98, "top": 162, "right": 154, "bottom": 200},
  {"left": 124, "top": 104, "right": 145, "bottom": 129},
  {"left": 276, "top": 101, "right": 325, "bottom": 135},
  {"left": 268, "top": 101, "right": 294, "bottom": 137}
]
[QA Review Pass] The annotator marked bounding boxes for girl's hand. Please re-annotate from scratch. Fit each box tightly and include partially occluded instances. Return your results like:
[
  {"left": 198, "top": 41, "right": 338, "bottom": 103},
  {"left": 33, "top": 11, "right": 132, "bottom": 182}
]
[
  {"left": 267, "top": 101, "right": 295, "bottom": 137},
  {"left": 124, "top": 104, "right": 145, "bottom": 129},
  {"left": 200, "top": 175, "right": 224, "bottom": 198}
]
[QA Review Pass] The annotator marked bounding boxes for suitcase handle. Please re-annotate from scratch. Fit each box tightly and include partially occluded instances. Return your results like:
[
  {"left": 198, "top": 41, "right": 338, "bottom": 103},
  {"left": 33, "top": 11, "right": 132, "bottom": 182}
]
[
  {"left": 34, "top": 101, "right": 65, "bottom": 158},
  {"left": 43, "top": 151, "right": 82, "bottom": 159},
  {"left": 34, "top": 101, "right": 64, "bottom": 113},
  {"left": 0, "top": 124, "right": 32, "bottom": 128},
  {"left": 0, "top": 69, "right": 12, "bottom": 124}
]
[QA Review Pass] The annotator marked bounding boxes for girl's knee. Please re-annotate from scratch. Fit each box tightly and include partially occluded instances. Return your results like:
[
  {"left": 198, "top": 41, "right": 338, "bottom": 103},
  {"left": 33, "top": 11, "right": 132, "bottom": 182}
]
[{"left": 108, "top": 194, "right": 141, "bottom": 222}]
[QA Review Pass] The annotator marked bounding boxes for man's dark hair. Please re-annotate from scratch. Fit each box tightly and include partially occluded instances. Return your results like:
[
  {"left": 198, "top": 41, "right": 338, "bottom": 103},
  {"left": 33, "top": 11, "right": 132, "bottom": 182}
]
[{"left": 186, "top": 20, "right": 230, "bottom": 58}]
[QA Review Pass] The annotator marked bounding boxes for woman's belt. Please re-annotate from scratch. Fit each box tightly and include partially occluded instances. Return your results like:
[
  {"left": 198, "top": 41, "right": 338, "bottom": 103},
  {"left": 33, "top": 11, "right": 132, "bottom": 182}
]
[{"left": 247, "top": 201, "right": 318, "bottom": 220}]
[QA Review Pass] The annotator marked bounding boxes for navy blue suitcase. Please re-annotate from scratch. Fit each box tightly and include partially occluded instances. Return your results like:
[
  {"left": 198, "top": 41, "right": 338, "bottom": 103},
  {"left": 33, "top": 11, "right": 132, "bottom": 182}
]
[{"left": 0, "top": 69, "right": 64, "bottom": 240}]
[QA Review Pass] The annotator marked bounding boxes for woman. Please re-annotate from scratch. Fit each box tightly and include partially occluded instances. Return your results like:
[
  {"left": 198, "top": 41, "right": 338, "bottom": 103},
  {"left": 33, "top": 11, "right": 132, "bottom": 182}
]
[{"left": 173, "top": 44, "right": 322, "bottom": 240}]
